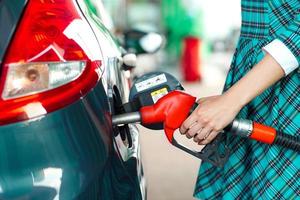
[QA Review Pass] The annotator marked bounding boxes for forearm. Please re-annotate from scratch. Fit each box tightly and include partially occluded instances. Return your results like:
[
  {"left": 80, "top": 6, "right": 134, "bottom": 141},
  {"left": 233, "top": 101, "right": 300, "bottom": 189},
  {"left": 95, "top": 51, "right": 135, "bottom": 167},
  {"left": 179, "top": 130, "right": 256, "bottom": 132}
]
[{"left": 224, "top": 53, "right": 285, "bottom": 108}]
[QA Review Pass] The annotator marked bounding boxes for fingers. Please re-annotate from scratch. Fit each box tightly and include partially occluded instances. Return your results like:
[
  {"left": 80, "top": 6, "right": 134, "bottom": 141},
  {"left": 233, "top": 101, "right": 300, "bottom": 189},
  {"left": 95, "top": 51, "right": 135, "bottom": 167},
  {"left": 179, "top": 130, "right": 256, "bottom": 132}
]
[
  {"left": 180, "top": 118, "right": 221, "bottom": 145},
  {"left": 179, "top": 94, "right": 236, "bottom": 146},
  {"left": 184, "top": 121, "right": 198, "bottom": 139},
  {"left": 194, "top": 126, "right": 212, "bottom": 143},
  {"left": 186, "top": 122, "right": 201, "bottom": 137},
  {"left": 179, "top": 114, "right": 198, "bottom": 134},
  {"left": 198, "top": 131, "right": 220, "bottom": 145}
]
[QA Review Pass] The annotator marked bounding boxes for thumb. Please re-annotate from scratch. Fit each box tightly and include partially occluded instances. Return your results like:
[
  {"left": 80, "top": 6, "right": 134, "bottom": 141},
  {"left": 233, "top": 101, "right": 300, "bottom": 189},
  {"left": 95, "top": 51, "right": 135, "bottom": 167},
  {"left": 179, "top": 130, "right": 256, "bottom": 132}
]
[
  {"left": 197, "top": 97, "right": 209, "bottom": 104},
  {"left": 197, "top": 95, "right": 219, "bottom": 104}
]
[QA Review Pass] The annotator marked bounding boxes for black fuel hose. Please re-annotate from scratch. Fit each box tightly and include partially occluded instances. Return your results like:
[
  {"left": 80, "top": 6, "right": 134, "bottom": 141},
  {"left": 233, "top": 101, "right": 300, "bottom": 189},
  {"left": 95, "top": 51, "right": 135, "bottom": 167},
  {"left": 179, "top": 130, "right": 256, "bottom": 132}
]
[{"left": 274, "top": 132, "right": 300, "bottom": 152}]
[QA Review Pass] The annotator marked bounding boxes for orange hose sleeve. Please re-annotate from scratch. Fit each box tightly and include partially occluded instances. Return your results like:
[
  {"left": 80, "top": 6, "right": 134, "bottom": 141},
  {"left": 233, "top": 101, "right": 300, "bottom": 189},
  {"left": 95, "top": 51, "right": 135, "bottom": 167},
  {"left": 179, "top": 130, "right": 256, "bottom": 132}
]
[{"left": 250, "top": 122, "right": 277, "bottom": 144}]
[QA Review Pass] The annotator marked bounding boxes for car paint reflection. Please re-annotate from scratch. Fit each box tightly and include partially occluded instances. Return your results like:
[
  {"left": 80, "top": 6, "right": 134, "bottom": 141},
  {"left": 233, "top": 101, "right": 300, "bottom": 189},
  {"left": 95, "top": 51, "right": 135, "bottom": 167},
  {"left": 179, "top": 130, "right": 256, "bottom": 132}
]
[{"left": 33, "top": 168, "right": 62, "bottom": 200}]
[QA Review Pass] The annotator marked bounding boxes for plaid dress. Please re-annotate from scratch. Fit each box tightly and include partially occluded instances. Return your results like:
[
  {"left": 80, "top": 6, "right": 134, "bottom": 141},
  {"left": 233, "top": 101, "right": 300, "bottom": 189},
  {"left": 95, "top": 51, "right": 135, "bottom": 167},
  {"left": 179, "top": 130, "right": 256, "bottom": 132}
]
[{"left": 194, "top": 0, "right": 300, "bottom": 199}]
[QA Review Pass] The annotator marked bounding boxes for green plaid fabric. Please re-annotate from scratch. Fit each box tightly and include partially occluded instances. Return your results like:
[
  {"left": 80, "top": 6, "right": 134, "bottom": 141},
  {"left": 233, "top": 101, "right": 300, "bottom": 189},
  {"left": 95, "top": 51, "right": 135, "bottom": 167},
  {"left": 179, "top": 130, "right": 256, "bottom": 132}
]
[{"left": 194, "top": 1, "right": 300, "bottom": 199}]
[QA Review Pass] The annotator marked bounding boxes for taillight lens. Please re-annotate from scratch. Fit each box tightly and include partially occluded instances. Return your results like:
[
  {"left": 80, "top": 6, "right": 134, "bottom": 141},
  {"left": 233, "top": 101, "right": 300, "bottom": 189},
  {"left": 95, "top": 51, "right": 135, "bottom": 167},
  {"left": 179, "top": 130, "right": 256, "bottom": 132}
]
[
  {"left": 0, "top": 0, "right": 103, "bottom": 125},
  {"left": 3, "top": 61, "right": 86, "bottom": 99}
]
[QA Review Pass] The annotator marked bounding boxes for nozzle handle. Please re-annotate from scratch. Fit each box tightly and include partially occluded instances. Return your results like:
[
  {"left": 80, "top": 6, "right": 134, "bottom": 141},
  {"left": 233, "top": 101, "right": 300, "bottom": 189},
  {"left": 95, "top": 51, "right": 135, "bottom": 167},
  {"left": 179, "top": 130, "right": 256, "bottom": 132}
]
[{"left": 171, "top": 133, "right": 230, "bottom": 167}]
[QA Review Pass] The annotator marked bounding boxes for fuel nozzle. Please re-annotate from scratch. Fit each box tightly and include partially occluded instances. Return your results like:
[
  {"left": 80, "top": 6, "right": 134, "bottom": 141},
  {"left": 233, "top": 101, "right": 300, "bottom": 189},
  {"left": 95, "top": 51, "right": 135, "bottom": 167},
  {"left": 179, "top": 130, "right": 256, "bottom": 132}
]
[
  {"left": 112, "top": 90, "right": 300, "bottom": 167},
  {"left": 112, "top": 112, "right": 141, "bottom": 126},
  {"left": 113, "top": 90, "right": 196, "bottom": 142}
]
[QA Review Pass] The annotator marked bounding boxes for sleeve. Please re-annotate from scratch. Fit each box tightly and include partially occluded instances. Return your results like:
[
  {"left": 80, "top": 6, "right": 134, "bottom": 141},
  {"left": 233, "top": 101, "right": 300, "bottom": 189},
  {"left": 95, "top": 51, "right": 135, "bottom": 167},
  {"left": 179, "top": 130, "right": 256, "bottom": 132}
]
[{"left": 263, "top": 14, "right": 300, "bottom": 75}]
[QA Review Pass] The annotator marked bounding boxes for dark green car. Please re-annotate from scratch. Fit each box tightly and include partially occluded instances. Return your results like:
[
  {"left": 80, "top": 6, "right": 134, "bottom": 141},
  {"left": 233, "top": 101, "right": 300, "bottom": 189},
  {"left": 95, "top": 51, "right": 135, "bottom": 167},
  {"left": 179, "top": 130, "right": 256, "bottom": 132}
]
[{"left": 0, "top": 0, "right": 145, "bottom": 199}]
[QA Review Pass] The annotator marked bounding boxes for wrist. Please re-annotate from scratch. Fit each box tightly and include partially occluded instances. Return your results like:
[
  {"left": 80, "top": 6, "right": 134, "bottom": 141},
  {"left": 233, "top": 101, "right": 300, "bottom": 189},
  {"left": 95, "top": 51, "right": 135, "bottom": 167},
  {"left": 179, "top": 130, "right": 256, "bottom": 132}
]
[{"left": 223, "top": 86, "right": 249, "bottom": 110}]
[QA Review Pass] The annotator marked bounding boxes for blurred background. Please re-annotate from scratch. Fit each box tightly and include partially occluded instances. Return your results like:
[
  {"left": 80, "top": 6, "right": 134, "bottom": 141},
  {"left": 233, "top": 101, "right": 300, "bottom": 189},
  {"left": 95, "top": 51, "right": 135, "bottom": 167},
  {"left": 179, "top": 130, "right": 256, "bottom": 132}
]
[{"left": 102, "top": 0, "right": 241, "bottom": 199}]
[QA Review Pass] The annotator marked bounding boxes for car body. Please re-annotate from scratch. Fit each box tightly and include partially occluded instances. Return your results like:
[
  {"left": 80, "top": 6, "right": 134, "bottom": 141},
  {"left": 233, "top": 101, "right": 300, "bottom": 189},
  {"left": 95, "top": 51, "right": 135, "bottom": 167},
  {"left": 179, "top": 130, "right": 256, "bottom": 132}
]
[{"left": 0, "top": 0, "right": 145, "bottom": 199}]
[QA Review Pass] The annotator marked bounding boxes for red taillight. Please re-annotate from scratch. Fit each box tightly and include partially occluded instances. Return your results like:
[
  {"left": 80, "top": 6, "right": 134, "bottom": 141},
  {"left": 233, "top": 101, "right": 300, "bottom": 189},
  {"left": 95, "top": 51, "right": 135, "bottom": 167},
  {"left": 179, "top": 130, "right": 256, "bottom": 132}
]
[{"left": 0, "top": 0, "right": 103, "bottom": 125}]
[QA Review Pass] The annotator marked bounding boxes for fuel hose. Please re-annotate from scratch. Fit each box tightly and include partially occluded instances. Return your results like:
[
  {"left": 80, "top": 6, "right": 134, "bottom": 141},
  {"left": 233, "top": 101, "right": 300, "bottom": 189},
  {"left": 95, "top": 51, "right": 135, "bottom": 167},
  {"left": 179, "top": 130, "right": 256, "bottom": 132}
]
[{"left": 192, "top": 103, "right": 300, "bottom": 152}]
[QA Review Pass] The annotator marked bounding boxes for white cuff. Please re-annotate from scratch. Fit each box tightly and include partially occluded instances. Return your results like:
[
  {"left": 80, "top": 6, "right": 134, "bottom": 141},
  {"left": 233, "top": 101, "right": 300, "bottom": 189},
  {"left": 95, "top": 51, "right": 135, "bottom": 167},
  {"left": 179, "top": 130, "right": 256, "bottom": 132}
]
[{"left": 262, "top": 39, "right": 299, "bottom": 75}]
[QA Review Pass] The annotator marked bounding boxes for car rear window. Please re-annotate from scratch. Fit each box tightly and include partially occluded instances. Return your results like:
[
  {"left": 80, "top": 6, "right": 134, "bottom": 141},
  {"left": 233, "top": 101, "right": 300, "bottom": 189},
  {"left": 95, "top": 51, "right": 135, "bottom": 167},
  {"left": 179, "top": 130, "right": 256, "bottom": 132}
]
[{"left": 0, "top": 0, "right": 27, "bottom": 64}]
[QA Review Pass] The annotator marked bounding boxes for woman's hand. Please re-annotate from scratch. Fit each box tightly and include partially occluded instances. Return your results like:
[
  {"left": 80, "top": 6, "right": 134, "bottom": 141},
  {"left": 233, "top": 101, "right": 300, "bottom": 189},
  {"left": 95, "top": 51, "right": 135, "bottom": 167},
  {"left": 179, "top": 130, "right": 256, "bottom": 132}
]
[
  {"left": 179, "top": 94, "right": 243, "bottom": 145},
  {"left": 179, "top": 53, "right": 285, "bottom": 145}
]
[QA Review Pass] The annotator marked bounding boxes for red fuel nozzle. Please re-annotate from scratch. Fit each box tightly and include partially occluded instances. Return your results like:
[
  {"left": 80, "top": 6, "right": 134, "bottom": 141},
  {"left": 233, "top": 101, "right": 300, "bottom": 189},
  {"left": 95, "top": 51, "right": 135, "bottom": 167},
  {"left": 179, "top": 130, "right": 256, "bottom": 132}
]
[
  {"left": 112, "top": 90, "right": 300, "bottom": 157},
  {"left": 140, "top": 90, "right": 196, "bottom": 143},
  {"left": 112, "top": 89, "right": 300, "bottom": 167},
  {"left": 138, "top": 91, "right": 300, "bottom": 153}
]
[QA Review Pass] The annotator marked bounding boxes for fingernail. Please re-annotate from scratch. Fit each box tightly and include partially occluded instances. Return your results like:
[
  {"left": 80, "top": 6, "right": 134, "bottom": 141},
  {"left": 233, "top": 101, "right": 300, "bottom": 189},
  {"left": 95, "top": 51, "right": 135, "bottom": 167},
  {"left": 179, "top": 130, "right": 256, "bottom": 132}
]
[{"left": 198, "top": 140, "right": 204, "bottom": 145}]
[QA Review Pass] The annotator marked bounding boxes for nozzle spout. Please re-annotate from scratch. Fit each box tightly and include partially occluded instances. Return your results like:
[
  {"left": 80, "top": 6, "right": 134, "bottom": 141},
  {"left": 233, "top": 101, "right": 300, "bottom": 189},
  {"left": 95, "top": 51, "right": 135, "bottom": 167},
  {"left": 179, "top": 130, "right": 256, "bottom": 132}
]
[{"left": 112, "top": 112, "right": 142, "bottom": 126}]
